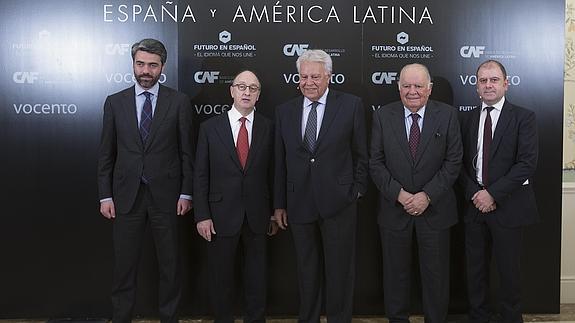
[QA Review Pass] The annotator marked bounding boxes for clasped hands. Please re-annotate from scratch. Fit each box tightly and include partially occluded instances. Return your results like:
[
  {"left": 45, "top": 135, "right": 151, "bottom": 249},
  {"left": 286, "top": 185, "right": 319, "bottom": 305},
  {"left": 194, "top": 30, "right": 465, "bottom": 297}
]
[
  {"left": 472, "top": 189, "right": 497, "bottom": 213},
  {"left": 398, "top": 189, "right": 430, "bottom": 216}
]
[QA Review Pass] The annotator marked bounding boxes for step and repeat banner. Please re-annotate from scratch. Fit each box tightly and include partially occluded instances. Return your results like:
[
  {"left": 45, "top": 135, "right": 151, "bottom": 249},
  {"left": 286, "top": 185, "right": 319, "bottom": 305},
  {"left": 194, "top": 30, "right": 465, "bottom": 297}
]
[{"left": 0, "top": 0, "right": 564, "bottom": 318}]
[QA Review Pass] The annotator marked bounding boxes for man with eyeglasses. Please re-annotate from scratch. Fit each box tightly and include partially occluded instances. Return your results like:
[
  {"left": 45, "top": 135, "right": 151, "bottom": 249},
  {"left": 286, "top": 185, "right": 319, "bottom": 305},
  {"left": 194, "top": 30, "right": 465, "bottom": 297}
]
[
  {"left": 459, "top": 60, "right": 539, "bottom": 323},
  {"left": 194, "top": 70, "right": 277, "bottom": 323},
  {"left": 273, "top": 49, "right": 368, "bottom": 323},
  {"left": 369, "top": 63, "right": 462, "bottom": 322}
]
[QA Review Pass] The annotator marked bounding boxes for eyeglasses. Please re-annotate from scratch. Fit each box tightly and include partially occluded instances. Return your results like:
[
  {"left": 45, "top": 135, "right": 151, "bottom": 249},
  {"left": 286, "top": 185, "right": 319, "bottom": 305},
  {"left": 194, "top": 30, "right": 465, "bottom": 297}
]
[{"left": 232, "top": 83, "right": 260, "bottom": 93}]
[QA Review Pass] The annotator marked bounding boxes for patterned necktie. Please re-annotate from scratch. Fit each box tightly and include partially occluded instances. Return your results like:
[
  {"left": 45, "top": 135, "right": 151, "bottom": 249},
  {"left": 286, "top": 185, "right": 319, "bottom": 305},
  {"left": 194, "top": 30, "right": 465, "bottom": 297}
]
[
  {"left": 304, "top": 101, "right": 319, "bottom": 152},
  {"left": 140, "top": 91, "right": 153, "bottom": 144},
  {"left": 482, "top": 107, "right": 494, "bottom": 187},
  {"left": 408, "top": 113, "right": 421, "bottom": 161},
  {"left": 236, "top": 117, "right": 249, "bottom": 169}
]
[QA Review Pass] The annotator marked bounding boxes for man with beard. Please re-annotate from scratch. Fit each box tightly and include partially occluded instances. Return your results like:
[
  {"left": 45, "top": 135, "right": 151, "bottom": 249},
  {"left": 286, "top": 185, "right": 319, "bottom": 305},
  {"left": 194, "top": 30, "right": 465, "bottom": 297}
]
[{"left": 98, "top": 38, "right": 194, "bottom": 323}]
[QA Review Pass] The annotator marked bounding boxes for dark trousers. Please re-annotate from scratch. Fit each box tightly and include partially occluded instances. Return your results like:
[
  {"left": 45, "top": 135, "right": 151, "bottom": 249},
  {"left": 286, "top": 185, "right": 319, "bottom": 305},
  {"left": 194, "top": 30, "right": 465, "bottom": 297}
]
[
  {"left": 207, "top": 218, "right": 267, "bottom": 323},
  {"left": 290, "top": 202, "right": 357, "bottom": 323},
  {"left": 111, "top": 184, "right": 181, "bottom": 323},
  {"left": 465, "top": 215, "right": 523, "bottom": 323},
  {"left": 380, "top": 217, "right": 450, "bottom": 323}
]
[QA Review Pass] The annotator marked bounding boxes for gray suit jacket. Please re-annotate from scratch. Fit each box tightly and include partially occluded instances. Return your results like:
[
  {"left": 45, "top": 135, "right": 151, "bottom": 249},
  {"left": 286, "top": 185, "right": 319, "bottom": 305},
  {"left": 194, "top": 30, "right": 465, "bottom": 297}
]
[
  {"left": 369, "top": 100, "right": 462, "bottom": 230},
  {"left": 98, "top": 85, "right": 195, "bottom": 214}
]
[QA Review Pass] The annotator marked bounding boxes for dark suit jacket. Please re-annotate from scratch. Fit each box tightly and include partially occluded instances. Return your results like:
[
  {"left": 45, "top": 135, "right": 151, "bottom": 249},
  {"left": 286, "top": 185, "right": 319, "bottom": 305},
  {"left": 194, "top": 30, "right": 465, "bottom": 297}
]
[
  {"left": 370, "top": 100, "right": 463, "bottom": 230},
  {"left": 459, "top": 100, "right": 539, "bottom": 227},
  {"left": 194, "top": 112, "right": 274, "bottom": 236},
  {"left": 274, "top": 90, "right": 368, "bottom": 223},
  {"left": 98, "top": 85, "right": 194, "bottom": 214}
]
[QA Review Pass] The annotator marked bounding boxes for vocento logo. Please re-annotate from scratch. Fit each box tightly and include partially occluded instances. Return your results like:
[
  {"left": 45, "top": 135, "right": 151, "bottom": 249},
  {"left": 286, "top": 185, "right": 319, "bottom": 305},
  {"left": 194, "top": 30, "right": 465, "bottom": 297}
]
[
  {"left": 283, "top": 44, "right": 309, "bottom": 57},
  {"left": 194, "top": 71, "right": 220, "bottom": 84}
]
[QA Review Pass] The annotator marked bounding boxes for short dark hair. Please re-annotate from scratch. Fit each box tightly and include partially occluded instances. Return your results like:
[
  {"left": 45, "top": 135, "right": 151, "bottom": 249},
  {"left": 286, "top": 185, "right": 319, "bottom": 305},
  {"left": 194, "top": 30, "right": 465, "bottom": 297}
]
[
  {"left": 476, "top": 59, "right": 507, "bottom": 78},
  {"left": 131, "top": 38, "right": 167, "bottom": 64}
]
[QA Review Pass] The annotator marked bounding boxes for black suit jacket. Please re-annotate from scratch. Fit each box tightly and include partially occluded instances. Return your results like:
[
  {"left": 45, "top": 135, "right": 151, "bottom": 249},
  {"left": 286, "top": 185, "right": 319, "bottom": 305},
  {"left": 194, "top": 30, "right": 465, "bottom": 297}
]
[
  {"left": 98, "top": 85, "right": 194, "bottom": 214},
  {"left": 370, "top": 100, "right": 463, "bottom": 230},
  {"left": 274, "top": 90, "right": 368, "bottom": 223},
  {"left": 194, "top": 112, "right": 274, "bottom": 236},
  {"left": 459, "top": 100, "right": 539, "bottom": 227}
]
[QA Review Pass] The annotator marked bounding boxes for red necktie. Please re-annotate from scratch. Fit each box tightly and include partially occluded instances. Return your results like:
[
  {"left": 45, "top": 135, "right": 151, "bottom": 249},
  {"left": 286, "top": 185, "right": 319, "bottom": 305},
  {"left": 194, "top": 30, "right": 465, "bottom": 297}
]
[
  {"left": 482, "top": 107, "right": 494, "bottom": 187},
  {"left": 236, "top": 117, "right": 249, "bottom": 169},
  {"left": 408, "top": 113, "right": 420, "bottom": 161}
]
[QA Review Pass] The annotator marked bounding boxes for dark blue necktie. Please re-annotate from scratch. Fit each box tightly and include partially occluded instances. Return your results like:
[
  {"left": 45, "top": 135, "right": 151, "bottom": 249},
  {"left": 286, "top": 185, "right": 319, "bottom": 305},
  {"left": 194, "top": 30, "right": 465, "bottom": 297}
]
[
  {"left": 140, "top": 91, "right": 153, "bottom": 144},
  {"left": 304, "top": 101, "right": 319, "bottom": 152}
]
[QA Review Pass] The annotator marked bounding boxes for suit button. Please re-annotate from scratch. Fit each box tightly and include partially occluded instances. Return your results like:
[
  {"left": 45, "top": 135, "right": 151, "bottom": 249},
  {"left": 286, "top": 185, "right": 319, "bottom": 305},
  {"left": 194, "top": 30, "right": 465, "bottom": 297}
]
[{"left": 310, "top": 158, "right": 315, "bottom": 163}]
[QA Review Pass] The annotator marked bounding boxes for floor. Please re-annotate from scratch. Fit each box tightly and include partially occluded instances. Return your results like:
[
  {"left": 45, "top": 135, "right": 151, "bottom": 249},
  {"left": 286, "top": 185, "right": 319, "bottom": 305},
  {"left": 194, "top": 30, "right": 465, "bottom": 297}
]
[{"left": 2, "top": 304, "right": 574, "bottom": 323}]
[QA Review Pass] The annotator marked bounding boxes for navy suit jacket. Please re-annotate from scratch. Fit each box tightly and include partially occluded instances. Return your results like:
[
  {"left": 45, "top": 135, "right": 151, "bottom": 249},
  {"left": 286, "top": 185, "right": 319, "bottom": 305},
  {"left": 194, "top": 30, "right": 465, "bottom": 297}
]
[
  {"left": 194, "top": 112, "right": 274, "bottom": 236},
  {"left": 274, "top": 90, "right": 368, "bottom": 223},
  {"left": 370, "top": 100, "right": 463, "bottom": 230},
  {"left": 97, "top": 85, "right": 194, "bottom": 214},
  {"left": 459, "top": 100, "right": 539, "bottom": 227}
]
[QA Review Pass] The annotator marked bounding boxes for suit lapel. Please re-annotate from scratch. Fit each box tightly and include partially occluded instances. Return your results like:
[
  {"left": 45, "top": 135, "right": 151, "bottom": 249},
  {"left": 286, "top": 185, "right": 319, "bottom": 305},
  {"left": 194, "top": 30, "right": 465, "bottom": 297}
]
[
  {"left": 316, "top": 90, "right": 341, "bottom": 149},
  {"left": 490, "top": 101, "right": 513, "bottom": 159},
  {"left": 244, "top": 113, "right": 265, "bottom": 172},
  {"left": 120, "top": 86, "right": 143, "bottom": 150},
  {"left": 469, "top": 107, "right": 481, "bottom": 157},
  {"left": 390, "top": 104, "right": 412, "bottom": 163},
  {"left": 144, "top": 85, "right": 172, "bottom": 151},
  {"left": 290, "top": 97, "right": 305, "bottom": 150},
  {"left": 214, "top": 114, "right": 243, "bottom": 170},
  {"left": 414, "top": 102, "right": 440, "bottom": 166}
]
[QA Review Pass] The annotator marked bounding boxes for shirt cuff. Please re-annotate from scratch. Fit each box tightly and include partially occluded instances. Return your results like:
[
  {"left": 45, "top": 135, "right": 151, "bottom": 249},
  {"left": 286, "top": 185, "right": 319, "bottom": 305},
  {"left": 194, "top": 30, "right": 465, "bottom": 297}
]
[{"left": 179, "top": 194, "right": 192, "bottom": 200}]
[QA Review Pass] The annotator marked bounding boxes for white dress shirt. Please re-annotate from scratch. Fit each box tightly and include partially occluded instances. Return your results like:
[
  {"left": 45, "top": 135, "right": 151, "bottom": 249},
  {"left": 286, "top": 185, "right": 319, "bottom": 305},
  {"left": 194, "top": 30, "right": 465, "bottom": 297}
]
[
  {"left": 475, "top": 97, "right": 504, "bottom": 186},
  {"left": 228, "top": 105, "right": 254, "bottom": 146},
  {"left": 404, "top": 105, "right": 426, "bottom": 139}
]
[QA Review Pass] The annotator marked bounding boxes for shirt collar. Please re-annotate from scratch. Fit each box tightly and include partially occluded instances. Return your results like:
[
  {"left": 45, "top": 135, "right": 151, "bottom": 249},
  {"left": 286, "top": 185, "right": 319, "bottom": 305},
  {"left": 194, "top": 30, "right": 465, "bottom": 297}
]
[
  {"left": 303, "top": 88, "right": 330, "bottom": 107},
  {"left": 135, "top": 82, "right": 159, "bottom": 98},
  {"left": 229, "top": 105, "right": 254, "bottom": 123},
  {"left": 482, "top": 96, "right": 505, "bottom": 112},
  {"left": 404, "top": 105, "right": 426, "bottom": 119}
]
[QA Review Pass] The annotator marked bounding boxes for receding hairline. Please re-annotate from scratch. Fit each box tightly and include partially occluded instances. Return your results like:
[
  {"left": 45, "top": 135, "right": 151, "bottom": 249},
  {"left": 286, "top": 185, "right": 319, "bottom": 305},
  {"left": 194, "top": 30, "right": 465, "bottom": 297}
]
[
  {"left": 232, "top": 70, "right": 261, "bottom": 86},
  {"left": 399, "top": 63, "right": 432, "bottom": 84}
]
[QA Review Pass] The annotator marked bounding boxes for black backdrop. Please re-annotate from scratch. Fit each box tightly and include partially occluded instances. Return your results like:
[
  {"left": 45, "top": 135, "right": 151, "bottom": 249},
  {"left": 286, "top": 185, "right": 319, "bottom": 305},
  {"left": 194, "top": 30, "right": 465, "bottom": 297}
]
[{"left": 0, "top": 0, "right": 564, "bottom": 318}]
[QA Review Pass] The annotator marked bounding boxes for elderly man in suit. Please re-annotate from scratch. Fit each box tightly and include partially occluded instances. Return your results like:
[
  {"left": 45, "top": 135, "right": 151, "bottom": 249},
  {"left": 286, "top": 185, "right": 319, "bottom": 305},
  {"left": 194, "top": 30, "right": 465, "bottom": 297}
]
[
  {"left": 194, "top": 70, "right": 277, "bottom": 323},
  {"left": 273, "top": 49, "right": 368, "bottom": 323},
  {"left": 459, "top": 60, "right": 539, "bottom": 323},
  {"left": 98, "top": 38, "right": 194, "bottom": 323},
  {"left": 369, "top": 63, "right": 462, "bottom": 323}
]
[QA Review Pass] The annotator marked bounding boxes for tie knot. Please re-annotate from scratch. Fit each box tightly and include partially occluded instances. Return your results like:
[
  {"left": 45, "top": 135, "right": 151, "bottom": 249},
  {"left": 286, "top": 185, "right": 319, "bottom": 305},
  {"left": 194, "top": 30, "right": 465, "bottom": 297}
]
[
  {"left": 411, "top": 113, "right": 420, "bottom": 122},
  {"left": 485, "top": 106, "right": 494, "bottom": 113},
  {"left": 310, "top": 101, "right": 319, "bottom": 109},
  {"left": 239, "top": 117, "right": 247, "bottom": 124},
  {"left": 143, "top": 91, "right": 152, "bottom": 99}
]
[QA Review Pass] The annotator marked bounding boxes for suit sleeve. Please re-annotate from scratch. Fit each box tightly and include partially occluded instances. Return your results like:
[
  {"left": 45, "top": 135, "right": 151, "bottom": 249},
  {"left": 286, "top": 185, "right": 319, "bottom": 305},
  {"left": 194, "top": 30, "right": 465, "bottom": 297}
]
[
  {"left": 97, "top": 96, "right": 116, "bottom": 200},
  {"left": 177, "top": 94, "right": 195, "bottom": 196},
  {"left": 273, "top": 106, "right": 287, "bottom": 209},
  {"left": 488, "top": 110, "right": 538, "bottom": 202},
  {"left": 369, "top": 109, "right": 403, "bottom": 202},
  {"left": 422, "top": 107, "right": 463, "bottom": 203},
  {"left": 193, "top": 123, "right": 211, "bottom": 222},
  {"left": 457, "top": 111, "right": 482, "bottom": 201},
  {"left": 352, "top": 97, "right": 369, "bottom": 196}
]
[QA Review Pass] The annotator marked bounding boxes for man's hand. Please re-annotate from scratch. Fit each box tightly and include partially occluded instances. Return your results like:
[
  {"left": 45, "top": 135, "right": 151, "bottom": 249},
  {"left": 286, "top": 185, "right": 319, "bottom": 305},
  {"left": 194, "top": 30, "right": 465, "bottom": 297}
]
[
  {"left": 397, "top": 188, "right": 413, "bottom": 207},
  {"left": 472, "top": 189, "right": 496, "bottom": 213},
  {"left": 268, "top": 217, "right": 279, "bottom": 236},
  {"left": 403, "top": 192, "right": 430, "bottom": 216},
  {"left": 196, "top": 219, "right": 216, "bottom": 241},
  {"left": 100, "top": 200, "right": 116, "bottom": 219},
  {"left": 273, "top": 209, "right": 288, "bottom": 230},
  {"left": 177, "top": 198, "right": 192, "bottom": 216}
]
